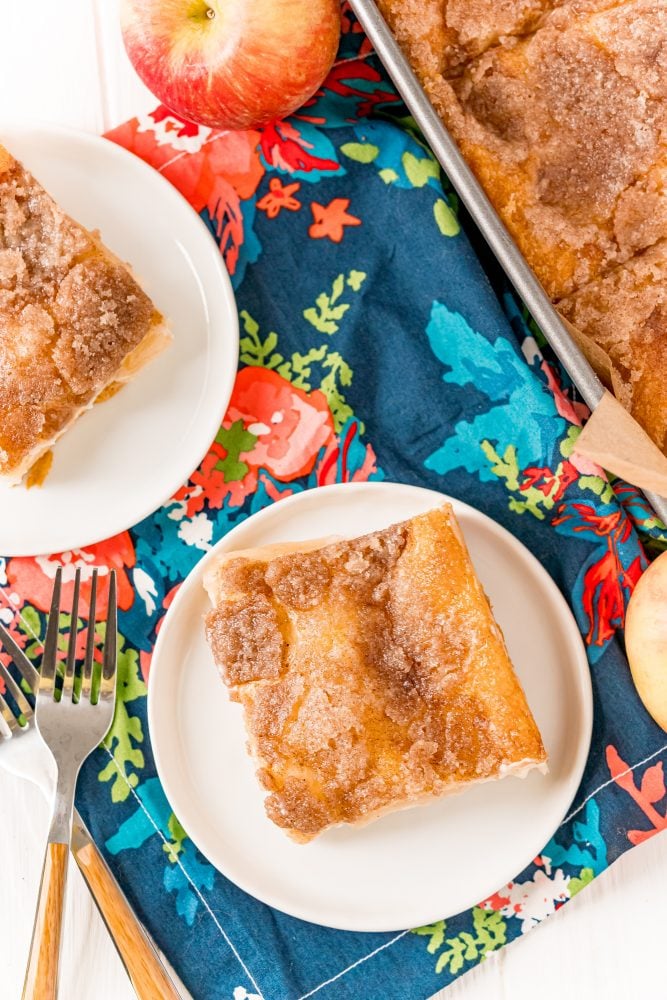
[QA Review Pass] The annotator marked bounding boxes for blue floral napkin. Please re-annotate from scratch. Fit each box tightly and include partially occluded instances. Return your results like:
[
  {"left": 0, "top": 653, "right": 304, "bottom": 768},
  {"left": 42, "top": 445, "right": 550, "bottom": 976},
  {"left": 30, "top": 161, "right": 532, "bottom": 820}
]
[{"left": 3, "top": 13, "right": 667, "bottom": 1000}]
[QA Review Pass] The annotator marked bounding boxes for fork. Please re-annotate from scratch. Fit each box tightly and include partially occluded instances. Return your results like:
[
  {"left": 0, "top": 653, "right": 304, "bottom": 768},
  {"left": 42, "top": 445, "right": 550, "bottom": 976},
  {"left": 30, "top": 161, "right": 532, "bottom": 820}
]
[
  {"left": 0, "top": 577, "right": 184, "bottom": 1000},
  {"left": 21, "top": 566, "right": 118, "bottom": 1000}
]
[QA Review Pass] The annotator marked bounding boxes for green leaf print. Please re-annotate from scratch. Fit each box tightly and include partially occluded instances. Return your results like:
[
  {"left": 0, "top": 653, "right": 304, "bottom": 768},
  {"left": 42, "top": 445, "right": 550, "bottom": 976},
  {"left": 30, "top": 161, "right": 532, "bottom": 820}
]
[
  {"left": 481, "top": 442, "right": 521, "bottom": 492},
  {"left": 18, "top": 605, "right": 43, "bottom": 664},
  {"left": 239, "top": 310, "right": 285, "bottom": 371},
  {"left": 412, "top": 908, "right": 507, "bottom": 976},
  {"left": 290, "top": 346, "right": 328, "bottom": 391},
  {"left": 18, "top": 605, "right": 41, "bottom": 642},
  {"left": 347, "top": 270, "right": 366, "bottom": 292},
  {"left": 303, "top": 277, "right": 350, "bottom": 335},
  {"left": 434, "top": 198, "right": 460, "bottom": 237},
  {"left": 413, "top": 921, "right": 446, "bottom": 954},
  {"left": 482, "top": 440, "right": 580, "bottom": 520},
  {"left": 560, "top": 428, "right": 616, "bottom": 503},
  {"left": 163, "top": 812, "right": 188, "bottom": 863},
  {"left": 402, "top": 150, "right": 440, "bottom": 188},
  {"left": 213, "top": 421, "right": 258, "bottom": 483},
  {"left": 578, "top": 476, "right": 615, "bottom": 504},
  {"left": 379, "top": 168, "right": 399, "bottom": 184},
  {"left": 98, "top": 639, "right": 147, "bottom": 803},
  {"left": 509, "top": 492, "right": 552, "bottom": 520},
  {"left": 568, "top": 866, "right": 595, "bottom": 898},
  {"left": 340, "top": 141, "right": 380, "bottom": 164},
  {"left": 320, "top": 352, "right": 354, "bottom": 433},
  {"left": 303, "top": 270, "right": 366, "bottom": 336}
]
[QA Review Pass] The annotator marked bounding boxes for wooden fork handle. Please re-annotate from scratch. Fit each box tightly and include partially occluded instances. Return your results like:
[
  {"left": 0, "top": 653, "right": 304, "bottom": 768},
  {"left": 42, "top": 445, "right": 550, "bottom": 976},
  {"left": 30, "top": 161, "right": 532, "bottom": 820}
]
[
  {"left": 72, "top": 834, "right": 182, "bottom": 1000},
  {"left": 22, "top": 841, "right": 68, "bottom": 1000}
]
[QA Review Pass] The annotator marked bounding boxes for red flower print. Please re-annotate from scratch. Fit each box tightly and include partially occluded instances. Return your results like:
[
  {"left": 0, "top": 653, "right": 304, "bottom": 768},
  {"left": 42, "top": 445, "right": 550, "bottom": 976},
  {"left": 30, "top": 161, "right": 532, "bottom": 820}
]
[
  {"left": 607, "top": 746, "right": 667, "bottom": 845},
  {"left": 309, "top": 199, "right": 361, "bottom": 242},
  {"left": 105, "top": 116, "right": 264, "bottom": 279},
  {"left": 340, "top": 3, "right": 374, "bottom": 55},
  {"left": 185, "top": 368, "right": 336, "bottom": 512},
  {"left": 581, "top": 548, "right": 643, "bottom": 646},
  {"left": 228, "top": 368, "right": 335, "bottom": 480},
  {"left": 521, "top": 461, "right": 579, "bottom": 502},
  {"left": 314, "top": 421, "right": 379, "bottom": 486},
  {"left": 553, "top": 503, "right": 645, "bottom": 647},
  {"left": 259, "top": 120, "right": 339, "bottom": 174},
  {"left": 7, "top": 533, "right": 136, "bottom": 621},
  {"left": 257, "top": 178, "right": 301, "bottom": 219},
  {"left": 316, "top": 60, "right": 399, "bottom": 119},
  {"left": 540, "top": 360, "right": 589, "bottom": 427}
]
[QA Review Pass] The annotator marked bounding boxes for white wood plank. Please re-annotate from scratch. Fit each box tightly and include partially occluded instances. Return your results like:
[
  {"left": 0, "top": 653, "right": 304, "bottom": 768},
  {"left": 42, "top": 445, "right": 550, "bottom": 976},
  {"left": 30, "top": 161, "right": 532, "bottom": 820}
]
[
  {"left": 0, "top": 0, "right": 105, "bottom": 131},
  {"left": 93, "top": 0, "right": 156, "bottom": 130},
  {"left": 0, "top": 768, "right": 134, "bottom": 1000},
  {"left": 431, "top": 821, "right": 667, "bottom": 1000}
]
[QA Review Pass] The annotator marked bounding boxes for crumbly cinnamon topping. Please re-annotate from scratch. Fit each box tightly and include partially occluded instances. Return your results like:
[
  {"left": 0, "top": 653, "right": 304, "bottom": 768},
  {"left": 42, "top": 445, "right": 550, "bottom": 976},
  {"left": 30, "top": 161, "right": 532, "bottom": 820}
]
[
  {"left": 205, "top": 508, "right": 546, "bottom": 841},
  {"left": 559, "top": 240, "right": 667, "bottom": 452},
  {"left": 51, "top": 257, "right": 152, "bottom": 396},
  {"left": 205, "top": 592, "right": 284, "bottom": 687},
  {"left": 376, "top": 0, "right": 563, "bottom": 78},
  {"left": 430, "top": 1, "right": 667, "bottom": 297},
  {"left": 0, "top": 145, "right": 159, "bottom": 477}
]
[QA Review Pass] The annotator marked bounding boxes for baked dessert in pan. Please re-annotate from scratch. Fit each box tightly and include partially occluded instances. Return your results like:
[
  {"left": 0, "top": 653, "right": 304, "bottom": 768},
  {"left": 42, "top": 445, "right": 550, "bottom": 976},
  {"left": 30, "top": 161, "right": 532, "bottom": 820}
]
[
  {"left": 0, "top": 142, "right": 171, "bottom": 485},
  {"left": 204, "top": 507, "right": 547, "bottom": 843},
  {"left": 378, "top": 0, "right": 667, "bottom": 453},
  {"left": 559, "top": 240, "right": 667, "bottom": 455},
  {"left": 377, "top": 0, "right": 567, "bottom": 78}
]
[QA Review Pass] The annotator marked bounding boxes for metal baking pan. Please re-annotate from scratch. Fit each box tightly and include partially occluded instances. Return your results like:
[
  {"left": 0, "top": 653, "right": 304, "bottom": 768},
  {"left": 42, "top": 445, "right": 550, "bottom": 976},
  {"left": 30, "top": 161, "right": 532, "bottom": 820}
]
[{"left": 349, "top": 0, "right": 667, "bottom": 523}]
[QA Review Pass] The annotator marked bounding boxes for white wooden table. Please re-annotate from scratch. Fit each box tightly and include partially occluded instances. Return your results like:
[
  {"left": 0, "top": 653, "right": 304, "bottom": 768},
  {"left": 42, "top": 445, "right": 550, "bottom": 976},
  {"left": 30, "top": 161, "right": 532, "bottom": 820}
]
[{"left": 0, "top": 3, "right": 665, "bottom": 998}]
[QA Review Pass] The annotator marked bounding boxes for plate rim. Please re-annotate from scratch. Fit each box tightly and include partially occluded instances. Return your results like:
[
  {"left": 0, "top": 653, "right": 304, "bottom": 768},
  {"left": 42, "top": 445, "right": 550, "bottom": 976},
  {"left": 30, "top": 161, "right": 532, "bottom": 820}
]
[
  {"left": 0, "top": 122, "right": 239, "bottom": 556},
  {"left": 148, "top": 481, "right": 594, "bottom": 931}
]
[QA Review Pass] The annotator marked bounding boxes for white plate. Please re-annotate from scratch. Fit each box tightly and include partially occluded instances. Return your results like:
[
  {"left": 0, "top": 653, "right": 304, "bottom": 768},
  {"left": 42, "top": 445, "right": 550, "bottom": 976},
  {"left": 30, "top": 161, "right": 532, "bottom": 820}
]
[
  {"left": 149, "top": 482, "right": 593, "bottom": 932},
  {"left": 0, "top": 125, "right": 238, "bottom": 555}
]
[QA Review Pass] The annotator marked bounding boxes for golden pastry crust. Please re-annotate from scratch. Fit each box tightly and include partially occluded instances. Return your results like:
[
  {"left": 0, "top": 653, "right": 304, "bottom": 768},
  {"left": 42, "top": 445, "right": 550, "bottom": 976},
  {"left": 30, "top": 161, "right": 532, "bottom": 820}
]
[
  {"left": 559, "top": 241, "right": 667, "bottom": 453},
  {"left": 204, "top": 507, "right": 546, "bottom": 843},
  {"left": 375, "top": 0, "right": 634, "bottom": 80},
  {"left": 422, "top": 0, "right": 667, "bottom": 299},
  {"left": 376, "top": 0, "right": 565, "bottom": 78},
  {"left": 0, "top": 143, "right": 171, "bottom": 483}
]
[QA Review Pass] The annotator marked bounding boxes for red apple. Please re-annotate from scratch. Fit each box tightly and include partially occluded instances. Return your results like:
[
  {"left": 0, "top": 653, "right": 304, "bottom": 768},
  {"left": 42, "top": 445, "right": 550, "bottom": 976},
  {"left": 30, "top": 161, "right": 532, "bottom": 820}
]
[{"left": 120, "top": 0, "right": 341, "bottom": 131}]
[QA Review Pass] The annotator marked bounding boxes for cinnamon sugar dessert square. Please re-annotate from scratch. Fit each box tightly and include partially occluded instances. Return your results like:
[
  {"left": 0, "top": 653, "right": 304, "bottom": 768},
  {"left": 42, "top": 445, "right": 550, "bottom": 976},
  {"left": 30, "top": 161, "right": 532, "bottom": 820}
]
[
  {"left": 204, "top": 506, "right": 547, "bottom": 843},
  {"left": 0, "top": 142, "right": 171, "bottom": 484}
]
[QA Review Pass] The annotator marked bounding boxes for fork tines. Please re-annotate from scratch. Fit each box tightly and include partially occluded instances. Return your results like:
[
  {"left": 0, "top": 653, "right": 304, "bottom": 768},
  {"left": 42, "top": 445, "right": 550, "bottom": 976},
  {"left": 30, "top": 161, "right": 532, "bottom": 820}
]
[
  {"left": 40, "top": 567, "right": 117, "bottom": 705},
  {"left": 0, "top": 621, "right": 37, "bottom": 740}
]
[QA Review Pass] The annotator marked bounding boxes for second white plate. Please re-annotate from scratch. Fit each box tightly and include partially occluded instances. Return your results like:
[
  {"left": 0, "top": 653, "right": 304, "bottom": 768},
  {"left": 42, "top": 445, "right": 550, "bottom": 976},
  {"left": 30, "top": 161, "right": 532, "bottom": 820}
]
[
  {"left": 148, "top": 482, "right": 593, "bottom": 932},
  {"left": 0, "top": 125, "right": 239, "bottom": 556}
]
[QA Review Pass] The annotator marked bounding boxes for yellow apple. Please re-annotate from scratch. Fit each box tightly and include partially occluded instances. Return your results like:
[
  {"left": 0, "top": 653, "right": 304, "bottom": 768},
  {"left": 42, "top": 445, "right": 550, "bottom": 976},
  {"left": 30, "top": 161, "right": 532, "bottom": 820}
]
[{"left": 626, "top": 550, "right": 667, "bottom": 731}]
